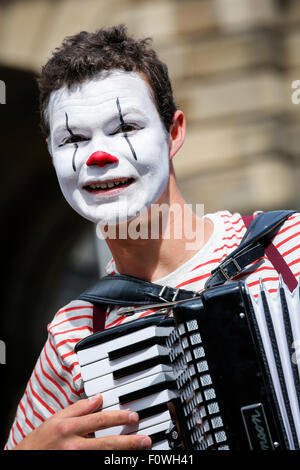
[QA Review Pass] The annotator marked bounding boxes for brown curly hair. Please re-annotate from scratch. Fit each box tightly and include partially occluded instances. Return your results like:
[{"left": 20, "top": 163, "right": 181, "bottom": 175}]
[{"left": 37, "top": 24, "right": 177, "bottom": 136}]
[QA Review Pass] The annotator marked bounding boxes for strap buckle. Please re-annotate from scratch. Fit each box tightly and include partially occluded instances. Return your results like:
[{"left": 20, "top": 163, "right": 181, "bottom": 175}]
[
  {"left": 158, "top": 286, "right": 180, "bottom": 302},
  {"left": 218, "top": 257, "right": 242, "bottom": 281}
]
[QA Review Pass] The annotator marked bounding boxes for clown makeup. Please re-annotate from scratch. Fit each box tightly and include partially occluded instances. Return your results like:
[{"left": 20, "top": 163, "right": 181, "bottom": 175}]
[{"left": 47, "top": 70, "right": 171, "bottom": 225}]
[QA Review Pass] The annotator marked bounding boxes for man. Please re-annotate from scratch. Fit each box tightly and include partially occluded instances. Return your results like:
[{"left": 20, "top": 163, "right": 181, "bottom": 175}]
[{"left": 5, "top": 25, "right": 300, "bottom": 450}]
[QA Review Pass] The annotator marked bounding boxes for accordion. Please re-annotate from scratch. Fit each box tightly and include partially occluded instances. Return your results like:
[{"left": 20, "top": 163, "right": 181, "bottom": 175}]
[{"left": 75, "top": 279, "right": 300, "bottom": 451}]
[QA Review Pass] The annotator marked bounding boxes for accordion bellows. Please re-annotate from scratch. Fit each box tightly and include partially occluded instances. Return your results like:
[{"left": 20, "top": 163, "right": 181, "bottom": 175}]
[{"left": 75, "top": 279, "right": 300, "bottom": 450}]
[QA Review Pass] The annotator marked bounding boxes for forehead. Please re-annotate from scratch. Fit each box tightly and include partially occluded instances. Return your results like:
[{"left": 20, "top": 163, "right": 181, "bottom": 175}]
[{"left": 47, "top": 70, "right": 156, "bottom": 128}]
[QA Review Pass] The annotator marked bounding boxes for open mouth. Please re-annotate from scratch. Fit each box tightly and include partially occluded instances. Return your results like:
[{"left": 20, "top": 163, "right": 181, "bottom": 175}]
[{"left": 84, "top": 177, "right": 135, "bottom": 193}]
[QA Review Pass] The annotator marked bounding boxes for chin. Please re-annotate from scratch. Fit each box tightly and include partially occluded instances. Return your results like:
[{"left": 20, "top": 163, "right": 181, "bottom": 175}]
[
  {"left": 85, "top": 209, "right": 137, "bottom": 226},
  {"left": 69, "top": 189, "right": 167, "bottom": 225}
]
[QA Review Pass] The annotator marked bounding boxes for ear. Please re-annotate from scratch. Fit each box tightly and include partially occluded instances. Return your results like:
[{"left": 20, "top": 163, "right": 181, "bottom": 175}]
[
  {"left": 46, "top": 137, "right": 54, "bottom": 165},
  {"left": 169, "top": 110, "right": 186, "bottom": 160}
]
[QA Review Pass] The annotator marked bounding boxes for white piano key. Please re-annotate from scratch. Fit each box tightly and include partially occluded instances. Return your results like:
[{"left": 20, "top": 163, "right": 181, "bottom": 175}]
[
  {"left": 94, "top": 410, "right": 171, "bottom": 437},
  {"left": 151, "top": 440, "right": 171, "bottom": 450},
  {"left": 77, "top": 325, "right": 174, "bottom": 366},
  {"left": 83, "top": 363, "right": 173, "bottom": 394},
  {"left": 85, "top": 371, "right": 175, "bottom": 407},
  {"left": 131, "top": 419, "right": 172, "bottom": 437},
  {"left": 100, "top": 388, "right": 178, "bottom": 413},
  {"left": 81, "top": 344, "right": 170, "bottom": 381}
]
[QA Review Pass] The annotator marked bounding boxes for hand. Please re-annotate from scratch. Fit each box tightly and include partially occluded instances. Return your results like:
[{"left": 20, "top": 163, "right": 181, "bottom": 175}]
[{"left": 13, "top": 394, "right": 152, "bottom": 450}]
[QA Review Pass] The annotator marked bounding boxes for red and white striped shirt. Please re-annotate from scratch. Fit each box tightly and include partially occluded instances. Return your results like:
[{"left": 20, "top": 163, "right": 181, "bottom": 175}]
[{"left": 5, "top": 210, "right": 300, "bottom": 449}]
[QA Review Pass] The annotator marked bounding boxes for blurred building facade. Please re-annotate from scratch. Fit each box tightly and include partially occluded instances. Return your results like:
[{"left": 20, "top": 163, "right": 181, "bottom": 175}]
[{"left": 1, "top": 0, "right": 300, "bottom": 447}]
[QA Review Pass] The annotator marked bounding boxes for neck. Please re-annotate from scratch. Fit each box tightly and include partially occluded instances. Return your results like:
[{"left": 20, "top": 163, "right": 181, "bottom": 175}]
[{"left": 100, "top": 174, "right": 213, "bottom": 282}]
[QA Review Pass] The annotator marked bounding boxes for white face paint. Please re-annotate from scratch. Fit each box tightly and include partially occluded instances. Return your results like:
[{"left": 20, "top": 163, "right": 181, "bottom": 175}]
[{"left": 47, "top": 70, "right": 170, "bottom": 225}]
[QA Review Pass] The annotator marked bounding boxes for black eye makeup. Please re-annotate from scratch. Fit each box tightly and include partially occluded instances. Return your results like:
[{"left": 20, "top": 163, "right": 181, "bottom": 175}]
[
  {"left": 58, "top": 135, "right": 87, "bottom": 146},
  {"left": 56, "top": 100, "right": 141, "bottom": 167},
  {"left": 58, "top": 112, "right": 81, "bottom": 172},
  {"left": 116, "top": 97, "right": 138, "bottom": 161},
  {"left": 110, "top": 122, "right": 142, "bottom": 135}
]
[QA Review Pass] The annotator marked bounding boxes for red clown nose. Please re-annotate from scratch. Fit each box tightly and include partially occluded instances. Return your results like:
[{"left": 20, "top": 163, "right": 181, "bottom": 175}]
[{"left": 86, "top": 151, "right": 119, "bottom": 167}]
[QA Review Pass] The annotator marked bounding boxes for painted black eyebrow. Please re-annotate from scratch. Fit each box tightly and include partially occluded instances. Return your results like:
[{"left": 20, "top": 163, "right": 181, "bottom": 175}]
[
  {"left": 65, "top": 112, "right": 78, "bottom": 172},
  {"left": 116, "top": 98, "right": 137, "bottom": 160}
]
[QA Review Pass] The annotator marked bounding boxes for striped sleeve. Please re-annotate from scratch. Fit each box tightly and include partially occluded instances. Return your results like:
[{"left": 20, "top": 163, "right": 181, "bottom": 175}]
[{"left": 4, "top": 300, "right": 94, "bottom": 450}]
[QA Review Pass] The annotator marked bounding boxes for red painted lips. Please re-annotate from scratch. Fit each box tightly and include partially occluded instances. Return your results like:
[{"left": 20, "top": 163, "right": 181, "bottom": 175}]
[{"left": 84, "top": 150, "right": 134, "bottom": 194}]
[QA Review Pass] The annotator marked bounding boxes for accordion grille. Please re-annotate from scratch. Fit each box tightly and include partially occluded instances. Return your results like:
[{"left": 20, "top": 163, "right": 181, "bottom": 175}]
[{"left": 166, "top": 319, "right": 229, "bottom": 450}]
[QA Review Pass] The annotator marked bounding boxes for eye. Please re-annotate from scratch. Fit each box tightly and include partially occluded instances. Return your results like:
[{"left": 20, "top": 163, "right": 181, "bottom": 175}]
[
  {"left": 59, "top": 135, "right": 88, "bottom": 147},
  {"left": 110, "top": 123, "right": 141, "bottom": 135}
]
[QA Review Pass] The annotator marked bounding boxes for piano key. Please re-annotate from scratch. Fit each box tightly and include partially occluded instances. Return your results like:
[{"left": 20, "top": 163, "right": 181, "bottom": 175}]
[
  {"left": 80, "top": 344, "right": 170, "bottom": 381},
  {"left": 94, "top": 410, "right": 171, "bottom": 437},
  {"left": 151, "top": 440, "right": 171, "bottom": 450},
  {"left": 99, "top": 389, "right": 178, "bottom": 413},
  {"left": 83, "top": 363, "right": 173, "bottom": 394},
  {"left": 131, "top": 419, "right": 173, "bottom": 444},
  {"left": 84, "top": 371, "right": 176, "bottom": 407},
  {"left": 77, "top": 325, "right": 174, "bottom": 366}
]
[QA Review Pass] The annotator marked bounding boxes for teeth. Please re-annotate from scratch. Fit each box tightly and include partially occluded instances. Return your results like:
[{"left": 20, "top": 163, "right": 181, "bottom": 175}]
[{"left": 88, "top": 179, "right": 130, "bottom": 190}]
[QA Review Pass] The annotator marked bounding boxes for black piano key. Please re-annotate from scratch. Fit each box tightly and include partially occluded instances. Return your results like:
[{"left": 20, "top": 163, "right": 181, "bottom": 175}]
[
  {"left": 108, "top": 335, "right": 169, "bottom": 361},
  {"left": 137, "top": 402, "right": 168, "bottom": 420},
  {"left": 113, "top": 355, "right": 171, "bottom": 380},
  {"left": 149, "top": 430, "right": 172, "bottom": 446},
  {"left": 108, "top": 336, "right": 172, "bottom": 360},
  {"left": 148, "top": 423, "right": 182, "bottom": 448},
  {"left": 119, "top": 380, "right": 177, "bottom": 405}
]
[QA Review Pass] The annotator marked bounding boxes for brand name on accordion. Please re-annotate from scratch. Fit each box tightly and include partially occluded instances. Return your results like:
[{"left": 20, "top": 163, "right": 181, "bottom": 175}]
[
  {"left": 241, "top": 403, "right": 274, "bottom": 450},
  {"left": 0, "top": 80, "right": 5, "bottom": 104},
  {"left": 250, "top": 409, "right": 271, "bottom": 450},
  {"left": 0, "top": 340, "right": 6, "bottom": 364}
]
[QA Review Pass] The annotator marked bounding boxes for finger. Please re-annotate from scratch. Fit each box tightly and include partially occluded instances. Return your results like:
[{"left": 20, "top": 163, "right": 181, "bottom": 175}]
[
  {"left": 82, "top": 434, "right": 152, "bottom": 450},
  {"left": 74, "top": 408, "right": 139, "bottom": 435},
  {"left": 55, "top": 394, "right": 103, "bottom": 419}
]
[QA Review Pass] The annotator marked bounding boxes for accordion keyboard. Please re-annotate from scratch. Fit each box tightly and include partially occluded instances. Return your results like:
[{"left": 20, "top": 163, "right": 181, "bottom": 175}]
[
  {"left": 75, "top": 279, "right": 300, "bottom": 450},
  {"left": 75, "top": 316, "right": 188, "bottom": 450}
]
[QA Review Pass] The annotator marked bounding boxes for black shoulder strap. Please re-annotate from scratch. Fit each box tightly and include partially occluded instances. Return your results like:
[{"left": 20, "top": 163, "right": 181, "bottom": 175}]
[
  {"left": 78, "top": 209, "right": 296, "bottom": 331},
  {"left": 205, "top": 210, "right": 296, "bottom": 290},
  {"left": 78, "top": 273, "right": 197, "bottom": 307}
]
